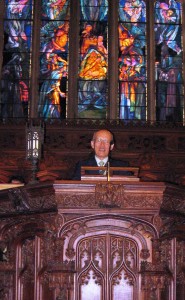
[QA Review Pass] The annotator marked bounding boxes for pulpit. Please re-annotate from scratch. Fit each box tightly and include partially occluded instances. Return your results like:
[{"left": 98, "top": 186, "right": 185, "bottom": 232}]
[
  {"left": 0, "top": 178, "right": 185, "bottom": 299},
  {"left": 54, "top": 179, "right": 168, "bottom": 300}
]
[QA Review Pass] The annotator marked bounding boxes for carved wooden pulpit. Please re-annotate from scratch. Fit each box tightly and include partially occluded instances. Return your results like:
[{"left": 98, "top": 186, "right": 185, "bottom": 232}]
[{"left": 0, "top": 178, "right": 185, "bottom": 300}]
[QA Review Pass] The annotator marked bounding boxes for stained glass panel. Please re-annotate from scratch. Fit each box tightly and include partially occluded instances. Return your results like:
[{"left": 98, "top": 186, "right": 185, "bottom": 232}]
[
  {"left": 1, "top": 0, "right": 33, "bottom": 119},
  {"left": 78, "top": 0, "right": 108, "bottom": 118},
  {"left": 154, "top": 0, "right": 183, "bottom": 122},
  {"left": 38, "top": 0, "right": 69, "bottom": 119},
  {"left": 118, "top": 0, "right": 147, "bottom": 120}
]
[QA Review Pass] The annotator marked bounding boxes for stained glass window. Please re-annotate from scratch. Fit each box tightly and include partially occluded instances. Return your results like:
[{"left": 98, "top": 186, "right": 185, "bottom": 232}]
[
  {"left": 38, "top": 0, "right": 70, "bottom": 119},
  {"left": 78, "top": 0, "right": 108, "bottom": 118},
  {"left": 1, "top": 0, "right": 33, "bottom": 119},
  {"left": 154, "top": 0, "right": 183, "bottom": 122},
  {"left": 0, "top": 1, "right": 184, "bottom": 122}
]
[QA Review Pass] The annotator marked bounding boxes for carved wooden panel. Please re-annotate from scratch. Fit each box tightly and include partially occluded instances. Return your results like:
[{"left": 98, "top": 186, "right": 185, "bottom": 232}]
[
  {"left": 76, "top": 235, "right": 137, "bottom": 300},
  {"left": 20, "top": 238, "right": 35, "bottom": 300}
]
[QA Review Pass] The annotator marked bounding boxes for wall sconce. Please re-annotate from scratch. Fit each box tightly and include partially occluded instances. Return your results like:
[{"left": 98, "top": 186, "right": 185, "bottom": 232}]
[{"left": 26, "top": 122, "right": 44, "bottom": 183}]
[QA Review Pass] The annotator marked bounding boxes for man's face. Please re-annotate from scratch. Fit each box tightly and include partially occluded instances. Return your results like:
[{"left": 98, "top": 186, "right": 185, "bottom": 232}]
[{"left": 91, "top": 130, "right": 114, "bottom": 160}]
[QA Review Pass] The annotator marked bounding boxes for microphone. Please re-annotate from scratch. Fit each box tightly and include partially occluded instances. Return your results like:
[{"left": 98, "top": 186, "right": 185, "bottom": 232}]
[{"left": 107, "top": 161, "right": 110, "bottom": 181}]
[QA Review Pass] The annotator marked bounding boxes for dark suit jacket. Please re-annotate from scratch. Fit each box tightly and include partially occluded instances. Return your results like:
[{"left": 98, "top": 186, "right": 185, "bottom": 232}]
[{"left": 72, "top": 156, "right": 132, "bottom": 180}]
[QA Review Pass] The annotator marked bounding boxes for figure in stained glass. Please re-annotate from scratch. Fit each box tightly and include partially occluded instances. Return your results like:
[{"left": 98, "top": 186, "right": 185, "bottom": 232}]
[
  {"left": 118, "top": 0, "right": 146, "bottom": 120},
  {"left": 38, "top": 61, "right": 67, "bottom": 118},
  {"left": 119, "top": 0, "right": 146, "bottom": 23},
  {"left": 155, "top": 0, "right": 183, "bottom": 121},
  {"left": 1, "top": 54, "right": 27, "bottom": 118},
  {"left": 119, "top": 55, "right": 146, "bottom": 120},
  {"left": 42, "top": 0, "right": 69, "bottom": 20},
  {"left": 97, "top": 35, "right": 108, "bottom": 57},
  {"left": 80, "top": 24, "right": 98, "bottom": 58},
  {"left": 78, "top": 0, "right": 108, "bottom": 118},
  {"left": 5, "top": 0, "right": 31, "bottom": 50},
  {"left": 78, "top": 22, "right": 108, "bottom": 116},
  {"left": 41, "top": 21, "right": 69, "bottom": 56},
  {"left": 155, "top": 0, "right": 181, "bottom": 54},
  {"left": 39, "top": 4, "right": 69, "bottom": 118},
  {"left": 1, "top": 0, "right": 32, "bottom": 118},
  {"left": 79, "top": 49, "right": 107, "bottom": 80},
  {"left": 118, "top": 24, "right": 134, "bottom": 55},
  {"left": 156, "top": 42, "right": 182, "bottom": 121}
]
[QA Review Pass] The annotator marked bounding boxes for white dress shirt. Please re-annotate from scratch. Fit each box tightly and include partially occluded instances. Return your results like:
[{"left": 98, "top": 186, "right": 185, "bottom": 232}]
[{"left": 95, "top": 156, "right": 108, "bottom": 166}]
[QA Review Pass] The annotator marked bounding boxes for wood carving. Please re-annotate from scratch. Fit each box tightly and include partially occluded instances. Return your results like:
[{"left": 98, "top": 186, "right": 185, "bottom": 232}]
[{"left": 95, "top": 183, "right": 124, "bottom": 208}]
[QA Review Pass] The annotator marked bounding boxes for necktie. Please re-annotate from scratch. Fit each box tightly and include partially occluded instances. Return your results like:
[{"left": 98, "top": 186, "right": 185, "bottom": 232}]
[{"left": 99, "top": 161, "right": 105, "bottom": 175}]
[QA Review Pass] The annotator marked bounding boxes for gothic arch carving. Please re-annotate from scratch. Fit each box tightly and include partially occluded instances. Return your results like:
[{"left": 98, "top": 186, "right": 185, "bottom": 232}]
[
  {"left": 59, "top": 214, "right": 158, "bottom": 261},
  {"left": 75, "top": 233, "right": 140, "bottom": 300}
]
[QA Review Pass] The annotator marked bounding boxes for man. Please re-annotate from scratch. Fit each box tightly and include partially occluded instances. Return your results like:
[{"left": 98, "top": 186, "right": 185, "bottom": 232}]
[{"left": 72, "top": 129, "right": 131, "bottom": 180}]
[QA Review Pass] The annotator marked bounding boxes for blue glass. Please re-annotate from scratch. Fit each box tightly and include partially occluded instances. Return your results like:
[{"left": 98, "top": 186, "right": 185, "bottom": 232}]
[
  {"left": 80, "top": 0, "right": 108, "bottom": 21},
  {"left": 78, "top": 80, "right": 107, "bottom": 118}
]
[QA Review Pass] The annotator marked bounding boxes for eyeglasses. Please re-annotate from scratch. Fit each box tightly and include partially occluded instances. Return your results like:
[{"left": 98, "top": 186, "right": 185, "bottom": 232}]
[{"left": 94, "top": 138, "right": 111, "bottom": 145}]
